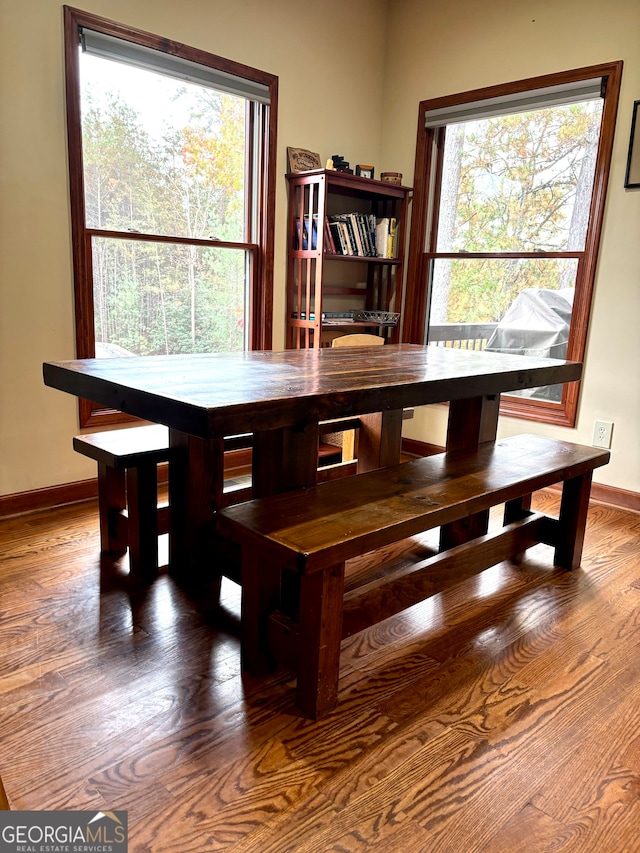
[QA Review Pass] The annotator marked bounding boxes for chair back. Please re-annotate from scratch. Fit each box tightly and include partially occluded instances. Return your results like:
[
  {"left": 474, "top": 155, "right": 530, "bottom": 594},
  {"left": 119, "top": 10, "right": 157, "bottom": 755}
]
[{"left": 331, "top": 334, "right": 384, "bottom": 347}]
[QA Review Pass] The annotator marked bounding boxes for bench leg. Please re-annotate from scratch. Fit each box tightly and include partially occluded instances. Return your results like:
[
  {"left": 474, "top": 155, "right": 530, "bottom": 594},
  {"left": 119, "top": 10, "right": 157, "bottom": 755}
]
[
  {"left": 97, "top": 463, "right": 126, "bottom": 554},
  {"left": 555, "top": 472, "right": 593, "bottom": 570},
  {"left": 503, "top": 495, "right": 533, "bottom": 564},
  {"left": 126, "top": 461, "right": 159, "bottom": 581},
  {"left": 296, "top": 563, "right": 345, "bottom": 719},
  {"left": 504, "top": 494, "right": 532, "bottom": 524}
]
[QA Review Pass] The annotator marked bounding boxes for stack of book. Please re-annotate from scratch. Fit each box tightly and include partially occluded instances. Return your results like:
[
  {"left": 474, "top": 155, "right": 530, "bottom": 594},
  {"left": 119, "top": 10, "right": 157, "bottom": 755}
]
[
  {"left": 295, "top": 215, "right": 319, "bottom": 250},
  {"left": 325, "top": 214, "right": 397, "bottom": 258},
  {"left": 295, "top": 213, "right": 398, "bottom": 259}
]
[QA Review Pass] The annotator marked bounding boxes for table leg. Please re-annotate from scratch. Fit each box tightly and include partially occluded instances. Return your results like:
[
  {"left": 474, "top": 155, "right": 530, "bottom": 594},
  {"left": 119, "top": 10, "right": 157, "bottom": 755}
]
[
  {"left": 248, "top": 422, "right": 321, "bottom": 658},
  {"left": 252, "top": 421, "right": 320, "bottom": 497},
  {"left": 252, "top": 426, "right": 319, "bottom": 594},
  {"left": 445, "top": 394, "right": 500, "bottom": 451},
  {"left": 168, "top": 430, "right": 226, "bottom": 585},
  {"left": 440, "top": 394, "right": 500, "bottom": 550},
  {"left": 357, "top": 409, "right": 403, "bottom": 472}
]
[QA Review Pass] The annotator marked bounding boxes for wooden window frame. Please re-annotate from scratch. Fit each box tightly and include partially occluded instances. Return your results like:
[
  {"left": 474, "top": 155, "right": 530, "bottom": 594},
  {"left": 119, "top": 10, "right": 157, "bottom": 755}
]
[
  {"left": 63, "top": 6, "right": 278, "bottom": 428},
  {"left": 404, "top": 62, "right": 623, "bottom": 427}
]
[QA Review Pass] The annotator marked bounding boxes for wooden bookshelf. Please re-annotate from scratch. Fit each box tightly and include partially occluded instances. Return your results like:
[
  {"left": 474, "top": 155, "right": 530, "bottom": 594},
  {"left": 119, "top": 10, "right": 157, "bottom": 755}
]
[{"left": 285, "top": 169, "right": 411, "bottom": 348}]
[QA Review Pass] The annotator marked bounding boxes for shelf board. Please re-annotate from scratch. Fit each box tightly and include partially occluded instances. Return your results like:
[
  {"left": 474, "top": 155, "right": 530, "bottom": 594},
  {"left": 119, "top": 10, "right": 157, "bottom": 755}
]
[
  {"left": 324, "top": 253, "right": 400, "bottom": 264},
  {"left": 286, "top": 168, "right": 412, "bottom": 198},
  {"left": 290, "top": 320, "right": 398, "bottom": 330}
]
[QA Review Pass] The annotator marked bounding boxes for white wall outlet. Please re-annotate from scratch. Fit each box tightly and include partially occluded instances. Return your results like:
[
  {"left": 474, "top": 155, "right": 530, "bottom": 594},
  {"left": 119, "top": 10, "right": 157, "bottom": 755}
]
[{"left": 592, "top": 420, "right": 614, "bottom": 448}]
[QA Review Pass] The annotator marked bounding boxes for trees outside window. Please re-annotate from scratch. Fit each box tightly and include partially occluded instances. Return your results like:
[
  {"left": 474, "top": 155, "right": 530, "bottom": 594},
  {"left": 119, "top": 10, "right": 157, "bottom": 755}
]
[
  {"left": 405, "top": 63, "right": 622, "bottom": 426},
  {"left": 64, "top": 6, "right": 278, "bottom": 426}
]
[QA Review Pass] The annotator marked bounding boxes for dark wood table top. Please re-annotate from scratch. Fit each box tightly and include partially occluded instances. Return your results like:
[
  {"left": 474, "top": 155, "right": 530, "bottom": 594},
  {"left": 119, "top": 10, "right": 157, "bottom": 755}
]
[{"left": 43, "top": 344, "right": 582, "bottom": 438}]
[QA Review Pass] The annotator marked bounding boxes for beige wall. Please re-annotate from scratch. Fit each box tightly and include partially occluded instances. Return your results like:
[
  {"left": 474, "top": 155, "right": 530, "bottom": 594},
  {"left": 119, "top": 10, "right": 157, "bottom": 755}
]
[
  {"left": 382, "top": 0, "right": 640, "bottom": 493},
  {"left": 0, "top": 0, "right": 389, "bottom": 496},
  {"left": 1, "top": 0, "right": 638, "bottom": 498}
]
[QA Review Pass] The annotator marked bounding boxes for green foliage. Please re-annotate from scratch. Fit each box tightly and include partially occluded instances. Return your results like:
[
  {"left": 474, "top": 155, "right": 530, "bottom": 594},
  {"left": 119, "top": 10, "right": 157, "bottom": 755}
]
[
  {"left": 436, "top": 102, "right": 601, "bottom": 324},
  {"left": 82, "top": 69, "right": 248, "bottom": 355}
]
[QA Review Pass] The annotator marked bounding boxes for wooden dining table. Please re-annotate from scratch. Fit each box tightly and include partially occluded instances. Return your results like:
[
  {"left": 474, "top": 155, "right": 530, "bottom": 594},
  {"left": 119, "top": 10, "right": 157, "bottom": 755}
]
[{"left": 43, "top": 344, "right": 582, "bottom": 582}]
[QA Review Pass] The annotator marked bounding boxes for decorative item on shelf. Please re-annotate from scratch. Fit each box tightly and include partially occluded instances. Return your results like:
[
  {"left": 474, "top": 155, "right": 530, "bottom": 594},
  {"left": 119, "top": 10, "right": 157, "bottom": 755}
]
[
  {"left": 380, "top": 171, "right": 403, "bottom": 185},
  {"left": 326, "top": 158, "right": 335, "bottom": 170},
  {"left": 354, "top": 310, "right": 400, "bottom": 326},
  {"left": 331, "top": 154, "right": 353, "bottom": 174},
  {"left": 624, "top": 100, "right": 640, "bottom": 188},
  {"left": 287, "top": 147, "right": 322, "bottom": 173},
  {"left": 356, "top": 164, "right": 375, "bottom": 179}
]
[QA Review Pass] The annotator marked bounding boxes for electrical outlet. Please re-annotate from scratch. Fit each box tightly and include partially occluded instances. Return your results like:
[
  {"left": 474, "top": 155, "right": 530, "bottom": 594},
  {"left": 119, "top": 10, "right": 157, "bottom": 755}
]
[{"left": 592, "top": 420, "right": 613, "bottom": 448}]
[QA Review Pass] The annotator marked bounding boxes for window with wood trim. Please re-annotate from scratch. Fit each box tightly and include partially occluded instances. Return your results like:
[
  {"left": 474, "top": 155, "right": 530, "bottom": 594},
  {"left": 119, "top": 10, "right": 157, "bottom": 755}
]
[
  {"left": 404, "top": 62, "right": 622, "bottom": 426},
  {"left": 63, "top": 6, "right": 278, "bottom": 427}
]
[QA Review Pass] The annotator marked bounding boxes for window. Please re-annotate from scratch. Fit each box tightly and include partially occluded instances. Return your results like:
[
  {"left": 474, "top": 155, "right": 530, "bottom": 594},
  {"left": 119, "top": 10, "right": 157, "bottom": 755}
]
[
  {"left": 405, "top": 63, "right": 622, "bottom": 426},
  {"left": 63, "top": 6, "right": 278, "bottom": 426}
]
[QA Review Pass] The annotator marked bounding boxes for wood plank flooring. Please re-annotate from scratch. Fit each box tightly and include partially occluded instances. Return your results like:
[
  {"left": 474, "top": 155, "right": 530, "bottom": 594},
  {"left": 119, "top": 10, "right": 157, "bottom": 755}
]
[{"left": 0, "top": 491, "right": 639, "bottom": 851}]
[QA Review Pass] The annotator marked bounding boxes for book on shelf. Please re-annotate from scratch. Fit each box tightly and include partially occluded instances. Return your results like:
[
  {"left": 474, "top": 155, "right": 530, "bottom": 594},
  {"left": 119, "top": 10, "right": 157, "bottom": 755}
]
[
  {"left": 328, "top": 220, "right": 345, "bottom": 254},
  {"left": 322, "top": 311, "right": 359, "bottom": 325},
  {"left": 324, "top": 216, "right": 337, "bottom": 253},
  {"left": 291, "top": 311, "right": 359, "bottom": 325},
  {"left": 375, "top": 217, "right": 398, "bottom": 259},
  {"left": 348, "top": 214, "right": 365, "bottom": 256},
  {"left": 388, "top": 217, "right": 398, "bottom": 258},
  {"left": 295, "top": 214, "right": 318, "bottom": 250},
  {"left": 341, "top": 220, "right": 355, "bottom": 255}
]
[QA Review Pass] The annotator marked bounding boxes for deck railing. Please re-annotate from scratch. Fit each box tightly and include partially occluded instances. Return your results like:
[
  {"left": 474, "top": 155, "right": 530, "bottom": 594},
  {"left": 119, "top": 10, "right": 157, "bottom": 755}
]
[{"left": 428, "top": 322, "right": 497, "bottom": 351}]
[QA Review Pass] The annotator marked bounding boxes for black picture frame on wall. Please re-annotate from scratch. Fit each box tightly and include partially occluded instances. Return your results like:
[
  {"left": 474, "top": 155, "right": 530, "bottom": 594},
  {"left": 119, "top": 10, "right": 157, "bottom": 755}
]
[{"left": 624, "top": 100, "right": 640, "bottom": 188}]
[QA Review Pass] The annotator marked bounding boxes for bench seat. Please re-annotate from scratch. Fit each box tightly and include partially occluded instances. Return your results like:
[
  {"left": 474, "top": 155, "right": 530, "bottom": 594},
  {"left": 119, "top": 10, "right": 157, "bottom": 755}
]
[{"left": 217, "top": 434, "right": 610, "bottom": 718}]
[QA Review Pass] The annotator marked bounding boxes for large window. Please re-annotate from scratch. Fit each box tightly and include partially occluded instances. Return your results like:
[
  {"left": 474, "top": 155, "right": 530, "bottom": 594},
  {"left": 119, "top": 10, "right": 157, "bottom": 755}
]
[
  {"left": 405, "top": 63, "right": 622, "bottom": 426},
  {"left": 64, "top": 7, "right": 278, "bottom": 426}
]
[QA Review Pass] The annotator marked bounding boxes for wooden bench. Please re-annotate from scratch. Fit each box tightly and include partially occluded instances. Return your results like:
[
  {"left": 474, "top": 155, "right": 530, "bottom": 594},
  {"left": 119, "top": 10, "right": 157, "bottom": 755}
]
[
  {"left": 73, "top": 420, "right": 369, "bottom": 581},
  {"left": 217, "top": 434, "right": 610, "bottom": 718},
  {"left": 74, "top": 424, "right": 175, "bottom": 580}
]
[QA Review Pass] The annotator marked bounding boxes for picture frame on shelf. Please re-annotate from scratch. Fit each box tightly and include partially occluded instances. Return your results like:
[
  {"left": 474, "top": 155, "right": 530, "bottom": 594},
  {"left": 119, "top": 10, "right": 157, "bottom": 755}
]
[
  {"left": 356, "top": 164, "right": 375, "bottom": 179},
  {"left": 624, "top": 101, "right": 640, "bottom": 188},
  {"left": 287, "top": 147, "right": 322, "bottom": 173}
]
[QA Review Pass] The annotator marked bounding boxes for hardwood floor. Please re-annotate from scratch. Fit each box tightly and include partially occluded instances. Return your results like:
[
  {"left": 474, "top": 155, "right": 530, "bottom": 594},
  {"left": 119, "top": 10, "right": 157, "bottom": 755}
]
[{"left": 0, "top": 491, "right": 639, "bottom": 851}]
